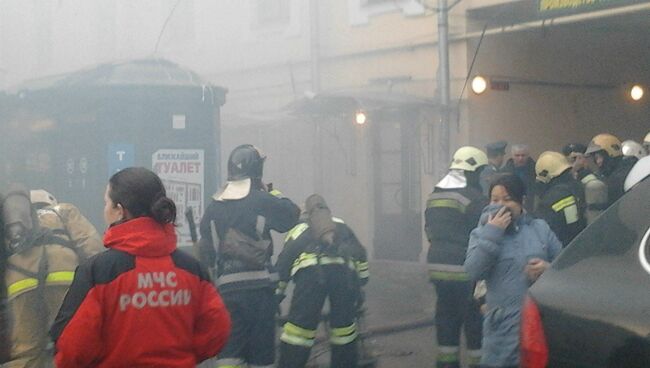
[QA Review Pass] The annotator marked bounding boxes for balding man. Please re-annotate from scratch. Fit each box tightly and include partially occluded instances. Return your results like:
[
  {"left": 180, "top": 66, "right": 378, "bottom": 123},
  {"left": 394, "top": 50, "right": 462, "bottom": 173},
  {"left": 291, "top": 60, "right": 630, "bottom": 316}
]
[{"left": 503, "top": 144, "right": 537, "bottom": 212}]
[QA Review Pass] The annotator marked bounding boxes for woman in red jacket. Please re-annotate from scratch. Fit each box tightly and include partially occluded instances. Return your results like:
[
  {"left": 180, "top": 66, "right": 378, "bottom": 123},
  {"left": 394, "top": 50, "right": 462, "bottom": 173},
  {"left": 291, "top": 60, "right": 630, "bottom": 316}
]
[{"left": 50, "top": 167, "right": 231, "bottom": 367}]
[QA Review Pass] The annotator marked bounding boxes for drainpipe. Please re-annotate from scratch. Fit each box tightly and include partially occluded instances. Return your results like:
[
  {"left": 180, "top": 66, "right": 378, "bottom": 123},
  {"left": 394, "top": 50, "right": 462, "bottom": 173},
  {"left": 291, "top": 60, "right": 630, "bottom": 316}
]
[
  {"left": 310, "top": 0, "right": 321, "bottom": 93},
  {"left": 310, "top": 0, "right": 323, "bottom": 193},
  {"left": 437, "top": 0, "right": 451, "bottom": 179}
]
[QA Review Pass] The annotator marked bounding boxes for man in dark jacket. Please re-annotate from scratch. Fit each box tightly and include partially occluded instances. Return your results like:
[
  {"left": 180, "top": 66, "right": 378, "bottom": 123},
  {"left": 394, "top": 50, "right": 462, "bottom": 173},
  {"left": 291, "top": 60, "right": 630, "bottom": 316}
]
[
  {"left": 199, "top": 144, "right": 300, "bottom": 368},
  {"left": 535, "top": 151, "right": 586, "bottom": 247},
  {"left": 503, "top": 144, "right": 537, "bottom": 212},
  {"left": 479, "top": 141, "right": 507, "bottom": 196},
  {"left": 585, "top": 133, "right": 636, "bottom": 206},
  {"left": 276, "top": 194, "right": 368, "bottom": 368},
  {"left": 425, "top": 146, "right": 488, "bottom": 368}
]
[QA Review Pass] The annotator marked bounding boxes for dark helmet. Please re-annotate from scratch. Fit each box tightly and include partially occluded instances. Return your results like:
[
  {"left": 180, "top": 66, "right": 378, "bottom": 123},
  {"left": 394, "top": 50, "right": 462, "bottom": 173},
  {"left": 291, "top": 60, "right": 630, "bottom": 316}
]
[{"left": 227, "top": 144, "right": 266, "bottom": 181}]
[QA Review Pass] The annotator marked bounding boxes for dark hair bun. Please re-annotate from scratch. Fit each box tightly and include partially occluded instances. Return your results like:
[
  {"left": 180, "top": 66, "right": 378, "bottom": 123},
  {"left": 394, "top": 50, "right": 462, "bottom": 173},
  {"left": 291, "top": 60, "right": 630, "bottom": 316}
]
[{"left": 151, "top": 196, "right": 176, "bottom": 224}]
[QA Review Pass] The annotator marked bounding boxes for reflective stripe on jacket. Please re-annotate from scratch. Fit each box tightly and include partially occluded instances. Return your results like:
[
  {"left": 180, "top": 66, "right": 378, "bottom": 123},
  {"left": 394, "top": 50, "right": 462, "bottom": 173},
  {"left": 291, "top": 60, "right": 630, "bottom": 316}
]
[
  {"left": 425, "top": 186, "right": 487, "bottom": 275},
  {"left": 276, "top": 218, "right": 368, "bottom": 286}
]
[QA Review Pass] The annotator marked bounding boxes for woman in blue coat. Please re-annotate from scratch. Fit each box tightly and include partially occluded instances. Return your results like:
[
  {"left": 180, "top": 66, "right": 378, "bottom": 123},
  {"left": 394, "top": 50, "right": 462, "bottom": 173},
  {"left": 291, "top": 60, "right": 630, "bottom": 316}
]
[{"left": 465, "top": 174, "right": 562, "bottom": 368}]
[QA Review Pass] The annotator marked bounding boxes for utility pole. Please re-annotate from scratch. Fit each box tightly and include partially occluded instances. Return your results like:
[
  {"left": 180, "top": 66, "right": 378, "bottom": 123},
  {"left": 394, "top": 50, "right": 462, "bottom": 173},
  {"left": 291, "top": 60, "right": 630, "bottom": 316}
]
[
  {"left": 310, "top": 0, "right": 321, "bottom": 93},
  {"left": 437, "top": 0, "right": 451, "bottom": 179},
  {"left": 310, "top": 0, "right": 323, "bottom": 193}
]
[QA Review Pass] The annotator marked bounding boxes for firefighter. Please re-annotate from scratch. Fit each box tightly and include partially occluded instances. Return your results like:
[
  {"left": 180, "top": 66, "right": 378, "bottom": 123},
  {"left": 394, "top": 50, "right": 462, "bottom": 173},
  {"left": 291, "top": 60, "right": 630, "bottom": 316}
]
[
  {"left": 562, "top": 143, "right": 608, "bottom": 224},
  {"left": 0, "top": 192, "right": 9, "bottom": 365},
  {"left": 621, "top": 140, "right": 647, "bottom": 160},
  {"left": 3, "top": 186, "right": 103, "bottom": 368},
  {"left": 585, "top": 133, "right": 636, "bottom": 205},
  {"left": 199, "top": 144, "right": 300, "bottom": 368},
  {"left": 276, "top": 194, "right": 368, "bottom": 368},
  {"left": 425, "top": 146, "right": 488, "bottom": 368},
  {"left": 535, "top": 151, "right": 586, "bottom": 247}
]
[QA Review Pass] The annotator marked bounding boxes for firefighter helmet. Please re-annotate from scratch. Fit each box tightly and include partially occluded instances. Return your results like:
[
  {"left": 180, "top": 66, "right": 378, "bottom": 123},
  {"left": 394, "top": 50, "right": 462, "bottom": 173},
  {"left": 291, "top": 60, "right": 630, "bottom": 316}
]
[
  {"left": 449, "top": 146, "right": 488, "bottom": 172},
  {"left": 227, "top": 144, "right": 266, "bottom": 181},
  {"left": 585, "top": 133, "right": 622, "bottom": 158},
  {"left": 30, "top": 189, "right": 58, "bottom": 207},
  {"left": 621, "top": 140, "right": 647, "bottom": 159},
  {"left": 535, "top": 151, "right": 572, "bottom": 184}
]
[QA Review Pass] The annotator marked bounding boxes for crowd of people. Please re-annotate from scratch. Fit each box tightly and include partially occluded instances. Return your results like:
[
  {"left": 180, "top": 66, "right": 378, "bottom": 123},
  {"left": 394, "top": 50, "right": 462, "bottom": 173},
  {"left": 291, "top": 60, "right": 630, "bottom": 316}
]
[
  {"left": 0, "top": 130, "right": 647, "bottom": 368},
  {"left": 426, "top": 131, "right": 649, "bottom": 368},
  {"left": 0, "top": 144, "right": 369, "bottom": 368}
]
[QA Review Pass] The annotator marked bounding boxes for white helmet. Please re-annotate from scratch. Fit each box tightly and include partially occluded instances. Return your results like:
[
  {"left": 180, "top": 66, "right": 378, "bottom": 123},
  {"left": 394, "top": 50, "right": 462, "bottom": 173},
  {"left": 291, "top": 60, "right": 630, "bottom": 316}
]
[
  {"left": 621, "top": 140, "right": 647, "bottom": 160},
  {"left": 450, "top": 146, "right": 488, "bottom": 172},
  {"left": 30, "top": 189, "right": 58, "bottom": 207}
]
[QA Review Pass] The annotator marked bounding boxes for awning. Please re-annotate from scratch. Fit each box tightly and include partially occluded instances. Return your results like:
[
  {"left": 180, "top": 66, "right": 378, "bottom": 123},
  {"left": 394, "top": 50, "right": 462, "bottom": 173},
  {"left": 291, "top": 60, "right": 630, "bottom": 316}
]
[{"left": 288, "top": 90, "right": 438, "bottom": 117}]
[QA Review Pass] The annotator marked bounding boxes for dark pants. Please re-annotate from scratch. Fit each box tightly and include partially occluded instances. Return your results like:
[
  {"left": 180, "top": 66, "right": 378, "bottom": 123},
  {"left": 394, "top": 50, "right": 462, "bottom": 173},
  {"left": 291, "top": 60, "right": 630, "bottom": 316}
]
[
  {"left": 217, "top": 287, "right": 276, "bottom": 367},
  {"left": 434, "top": 279, "right": 483, "bottom": 368},
  {"left": 278, "top": 265, "right": 359, "bottom": 368}
]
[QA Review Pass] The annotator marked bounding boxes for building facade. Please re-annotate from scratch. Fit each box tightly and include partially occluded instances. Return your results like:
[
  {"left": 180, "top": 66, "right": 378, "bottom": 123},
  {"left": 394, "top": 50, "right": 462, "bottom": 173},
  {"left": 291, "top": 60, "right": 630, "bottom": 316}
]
[{"left": 1, "top": 0, "right": 649, "bottom": 260}]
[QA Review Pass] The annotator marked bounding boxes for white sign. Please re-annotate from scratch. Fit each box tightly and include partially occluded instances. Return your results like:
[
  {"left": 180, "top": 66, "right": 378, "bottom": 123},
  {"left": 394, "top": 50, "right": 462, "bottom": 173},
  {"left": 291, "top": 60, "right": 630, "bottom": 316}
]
[
  {"left": 172, "top": 114, "right": 186, "bottom": 130},
  {"left": 152, "top": 149, "right": 204, "bottom": 247}
]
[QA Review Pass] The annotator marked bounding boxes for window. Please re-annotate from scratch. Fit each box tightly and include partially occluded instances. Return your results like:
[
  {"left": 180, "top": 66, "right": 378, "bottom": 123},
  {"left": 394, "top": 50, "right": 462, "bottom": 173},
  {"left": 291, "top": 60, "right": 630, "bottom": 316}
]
[
  {"left": 349, "top": 0, "right": 425, "bottom": 26},
  {"left": 255, "top": 0, "right": 290, "bottom": 27},
  {"left": 248, "top": 0, "right": 301, "bottom": 38}
]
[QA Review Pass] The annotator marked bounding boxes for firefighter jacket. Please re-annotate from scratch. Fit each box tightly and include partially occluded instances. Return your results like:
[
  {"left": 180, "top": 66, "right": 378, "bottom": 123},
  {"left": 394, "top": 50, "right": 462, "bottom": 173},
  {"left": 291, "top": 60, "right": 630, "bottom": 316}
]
[
  {"left": 0, "top": 211, "right": 9, "bottom": 365},
  {"left": 602, "top": 156, "right": 637, "bottom": 205},
  {"left": 535, "top": 171, "right": 586, "bottom": 247},
  {"left": 576, "top": 169, "right": 608, "bottom": 224},
  {"left": 50, "top": 217, "right": 231, "bottom": 368},
  {"left": 425, "top": 180, "right": 487, "bottom": 282},
  {"left": 199, "top": 187, "right": 300, "bottom": 293},
  {"left": 5, "top": 202, "right": 103, "bottom": 303},
  {"left": 275, "top": 218, "right": 369, "bottom": 294}
]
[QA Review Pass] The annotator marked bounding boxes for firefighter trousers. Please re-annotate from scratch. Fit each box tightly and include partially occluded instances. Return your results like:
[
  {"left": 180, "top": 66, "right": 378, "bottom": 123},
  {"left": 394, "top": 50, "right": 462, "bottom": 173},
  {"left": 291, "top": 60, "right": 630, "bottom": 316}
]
[
  {"left": 6, "top": 285, "right": 68, "bottom": 368},
  {"left": 215, "top": 287, "right": 276, "bottom": 368},
  {"left": 278, "top": 265, "right": 359, "bottom": 368},
  {"left": 433, "top": 279, "right": 483, "bottom": 368}
]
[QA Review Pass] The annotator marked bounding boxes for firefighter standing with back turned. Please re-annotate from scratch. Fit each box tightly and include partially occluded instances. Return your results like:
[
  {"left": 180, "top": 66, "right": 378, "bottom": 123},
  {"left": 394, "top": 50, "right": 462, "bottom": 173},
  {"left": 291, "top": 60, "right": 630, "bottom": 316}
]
[
  {"left": 534, "top": 152, "right": 586, "bottom": 247},
  {"left": 199, "top": 144, "right": 300, "bottom": 368},
  {"left": 2, "top": 186, "right": 103, "bottom": 368},
  {"left": 425, "top": 146, "right": 488, "bottom": 368},
  {"left": 0, "top": 191, "right": 10, "bottom": 365},
  {"left": 276, "top": 194, "right": 368, "bottom": 368}
]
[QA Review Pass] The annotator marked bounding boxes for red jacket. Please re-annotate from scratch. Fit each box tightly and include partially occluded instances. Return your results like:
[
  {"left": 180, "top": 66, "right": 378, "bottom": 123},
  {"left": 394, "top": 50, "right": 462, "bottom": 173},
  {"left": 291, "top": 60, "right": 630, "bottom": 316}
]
[{"left": 50, "top": 217, "right": 231, "bottom": 368}]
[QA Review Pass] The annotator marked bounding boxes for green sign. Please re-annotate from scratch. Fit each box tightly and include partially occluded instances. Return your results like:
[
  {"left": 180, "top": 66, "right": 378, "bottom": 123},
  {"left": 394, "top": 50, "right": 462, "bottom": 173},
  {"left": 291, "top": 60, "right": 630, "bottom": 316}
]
[{"left": 539, "top": 0, "right": 645, "bottom": 14}]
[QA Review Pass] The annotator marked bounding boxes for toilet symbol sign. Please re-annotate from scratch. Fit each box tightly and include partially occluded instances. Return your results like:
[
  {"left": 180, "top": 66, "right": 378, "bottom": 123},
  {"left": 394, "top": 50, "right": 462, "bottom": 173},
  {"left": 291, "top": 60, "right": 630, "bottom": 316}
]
[{"left": 108, "top": 143, "right": 134, "bottom": 176}]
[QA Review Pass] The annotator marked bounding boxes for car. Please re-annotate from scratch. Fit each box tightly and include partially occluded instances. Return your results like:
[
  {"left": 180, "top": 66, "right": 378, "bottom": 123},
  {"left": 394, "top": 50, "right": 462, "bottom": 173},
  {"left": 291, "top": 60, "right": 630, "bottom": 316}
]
[{"left": 521, "top": 157, "right": 650, "bottom": 368}]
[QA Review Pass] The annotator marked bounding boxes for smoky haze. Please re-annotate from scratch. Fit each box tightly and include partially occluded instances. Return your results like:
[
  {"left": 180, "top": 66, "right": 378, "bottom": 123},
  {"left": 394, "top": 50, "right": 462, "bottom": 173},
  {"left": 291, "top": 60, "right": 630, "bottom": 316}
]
[
  {"left": 2, "top": 1, "right": 650, "bottom": 367},
  {"left": 0, "top": 0, "right": 447, "bottom": 265},
  {"left": 0, "top": 3, "right": 445, "bottom": 365}
]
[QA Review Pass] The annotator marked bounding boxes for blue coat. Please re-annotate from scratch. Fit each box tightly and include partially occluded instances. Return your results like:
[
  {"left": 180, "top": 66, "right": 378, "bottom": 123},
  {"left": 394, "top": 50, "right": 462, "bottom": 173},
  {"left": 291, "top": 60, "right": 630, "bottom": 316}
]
[{"left": 464, "top": 204, "right": 562, "bottom": 367}]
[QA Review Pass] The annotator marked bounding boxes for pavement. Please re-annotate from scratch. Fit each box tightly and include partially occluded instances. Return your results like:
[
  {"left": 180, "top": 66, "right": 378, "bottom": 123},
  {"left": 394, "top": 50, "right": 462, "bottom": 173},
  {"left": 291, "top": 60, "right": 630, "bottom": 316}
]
[
  {"left": 307, "top": 260, "right": 438, "bottom": 367},
  {"left": 202, "top": 260, "right": 476, "bottom": 367}
]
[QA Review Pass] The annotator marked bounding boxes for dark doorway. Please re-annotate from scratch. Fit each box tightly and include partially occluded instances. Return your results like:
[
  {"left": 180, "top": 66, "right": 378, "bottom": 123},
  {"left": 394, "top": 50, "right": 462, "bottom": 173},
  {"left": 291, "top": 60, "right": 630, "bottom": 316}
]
[{"left": 372, "top": 113, "right": 422, "bottom": 261}]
